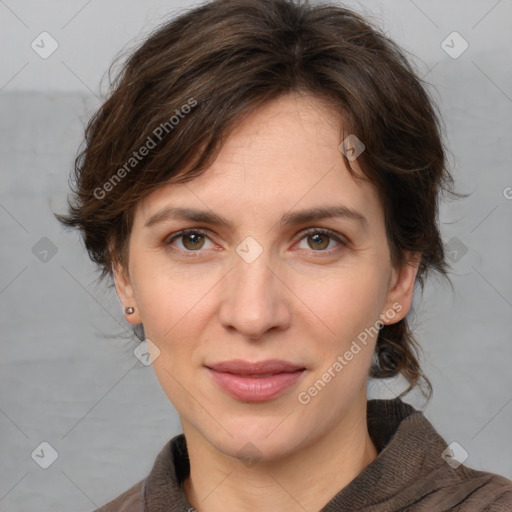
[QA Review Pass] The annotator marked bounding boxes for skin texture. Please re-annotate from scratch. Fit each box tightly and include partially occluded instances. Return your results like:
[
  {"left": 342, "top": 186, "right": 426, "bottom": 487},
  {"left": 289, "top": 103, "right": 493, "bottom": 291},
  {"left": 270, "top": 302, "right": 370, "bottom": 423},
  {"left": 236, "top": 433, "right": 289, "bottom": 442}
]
[{"left": 114, "top": 92, "right": 420, "bottom": 512}]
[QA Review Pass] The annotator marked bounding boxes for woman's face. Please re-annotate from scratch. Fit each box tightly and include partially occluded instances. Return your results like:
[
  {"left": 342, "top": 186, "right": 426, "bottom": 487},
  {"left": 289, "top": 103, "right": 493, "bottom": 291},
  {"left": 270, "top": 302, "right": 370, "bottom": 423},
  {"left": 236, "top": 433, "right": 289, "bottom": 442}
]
[{"left": 114, "top": 92, "right": 418, "bottom": 461}]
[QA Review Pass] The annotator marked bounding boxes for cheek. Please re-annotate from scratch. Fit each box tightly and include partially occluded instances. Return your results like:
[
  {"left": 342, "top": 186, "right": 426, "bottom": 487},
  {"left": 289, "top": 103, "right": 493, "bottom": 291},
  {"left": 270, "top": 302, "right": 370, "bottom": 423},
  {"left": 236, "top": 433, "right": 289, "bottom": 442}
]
[
  {"left": 130, "top": 257, "right": 216, "bottom": 340},
  {"left": 292, "top": 263, "right": 388, "bottom": 346}
]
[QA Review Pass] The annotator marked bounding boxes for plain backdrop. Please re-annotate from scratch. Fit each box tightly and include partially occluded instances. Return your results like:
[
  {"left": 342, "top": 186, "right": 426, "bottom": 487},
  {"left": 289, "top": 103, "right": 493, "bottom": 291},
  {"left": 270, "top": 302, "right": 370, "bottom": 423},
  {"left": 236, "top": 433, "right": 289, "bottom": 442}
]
[{"left": 1, "top": 0, "right": 511, "bottom": 510}]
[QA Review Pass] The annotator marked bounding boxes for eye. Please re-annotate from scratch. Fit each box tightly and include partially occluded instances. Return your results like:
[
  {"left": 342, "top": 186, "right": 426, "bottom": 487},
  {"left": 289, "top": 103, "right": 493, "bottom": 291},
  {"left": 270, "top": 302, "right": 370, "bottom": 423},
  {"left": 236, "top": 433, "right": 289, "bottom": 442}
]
[
  {"left": 164, "top": 229, "right": 214, "bottom": 252},
  {"left": 296, "top": 228, "right": 347, "bottom": 252},
  {"left": 164, "top": 227, "right": 348, "bottom": 255}
]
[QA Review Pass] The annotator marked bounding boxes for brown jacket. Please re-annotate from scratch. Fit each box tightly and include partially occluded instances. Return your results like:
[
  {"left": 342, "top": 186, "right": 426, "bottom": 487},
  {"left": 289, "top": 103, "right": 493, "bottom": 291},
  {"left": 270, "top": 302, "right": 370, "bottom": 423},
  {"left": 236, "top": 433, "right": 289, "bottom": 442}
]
[{"left": 94, "top": 399, "right": 512, "bottom": 511}]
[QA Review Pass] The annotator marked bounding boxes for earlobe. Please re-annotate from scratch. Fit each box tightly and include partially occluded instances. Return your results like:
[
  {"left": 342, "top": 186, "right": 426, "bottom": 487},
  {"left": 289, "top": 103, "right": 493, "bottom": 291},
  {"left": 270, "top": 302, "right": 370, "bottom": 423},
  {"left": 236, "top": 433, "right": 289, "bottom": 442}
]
[
  {"left": 112, "top": 263, "right": 141, "bottom": 324},
  {"left": 381, "top": 252, "right": 421, "bottom": 325}
]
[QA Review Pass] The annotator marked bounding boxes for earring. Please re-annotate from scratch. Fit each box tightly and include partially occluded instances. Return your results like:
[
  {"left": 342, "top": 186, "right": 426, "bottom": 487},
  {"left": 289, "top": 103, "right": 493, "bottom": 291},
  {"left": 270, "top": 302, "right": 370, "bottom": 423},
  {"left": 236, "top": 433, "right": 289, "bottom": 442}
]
[{"left": 124, "top": 307, "right": 135, "bottom": 315}]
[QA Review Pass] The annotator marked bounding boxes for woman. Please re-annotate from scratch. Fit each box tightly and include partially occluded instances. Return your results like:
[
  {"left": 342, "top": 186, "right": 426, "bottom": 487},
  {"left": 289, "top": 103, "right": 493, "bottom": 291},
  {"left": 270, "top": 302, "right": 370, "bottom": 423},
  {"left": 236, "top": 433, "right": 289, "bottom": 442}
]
[{"left": 57, "top": 0, "right": 512, "bottom": 510}]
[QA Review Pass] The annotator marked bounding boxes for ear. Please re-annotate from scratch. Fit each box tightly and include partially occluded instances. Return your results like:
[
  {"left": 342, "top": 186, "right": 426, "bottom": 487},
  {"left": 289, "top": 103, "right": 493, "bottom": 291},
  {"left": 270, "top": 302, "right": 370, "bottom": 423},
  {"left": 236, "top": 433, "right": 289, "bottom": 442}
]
[
  {"left": 380, "top": 252, "right": 421, "bottom": 326},
  {"left": 112, "top": 261, "right": 142, "bottom": 325}
]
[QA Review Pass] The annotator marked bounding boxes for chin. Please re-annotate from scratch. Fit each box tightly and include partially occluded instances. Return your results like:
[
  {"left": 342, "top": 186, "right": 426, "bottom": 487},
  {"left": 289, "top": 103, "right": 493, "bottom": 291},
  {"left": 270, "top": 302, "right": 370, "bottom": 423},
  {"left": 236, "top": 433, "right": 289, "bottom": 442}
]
[{"left": 200, "top": 412, "right": 313, "bottom": 464}]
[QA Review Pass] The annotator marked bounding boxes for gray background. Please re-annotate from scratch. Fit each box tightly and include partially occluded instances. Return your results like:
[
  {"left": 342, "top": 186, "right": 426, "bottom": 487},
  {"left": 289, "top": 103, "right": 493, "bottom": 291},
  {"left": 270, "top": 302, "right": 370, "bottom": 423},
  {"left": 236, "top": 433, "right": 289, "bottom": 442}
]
[{"left": 1, "top": 0, "right": 511, "bottom": 510}]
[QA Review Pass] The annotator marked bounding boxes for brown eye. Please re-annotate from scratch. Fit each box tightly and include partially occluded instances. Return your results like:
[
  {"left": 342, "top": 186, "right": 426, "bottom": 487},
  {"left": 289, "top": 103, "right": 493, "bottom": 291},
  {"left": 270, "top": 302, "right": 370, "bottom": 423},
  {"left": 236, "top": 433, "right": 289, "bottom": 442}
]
[
  {"left": 181, "top": 232, "right": 205, "bottom": 250},
  {"left": 297, "top": 228, "right": 347, "bottom": 252},
  {"left": 307, "top": 232, "right": 330, "bottom": 250},
  {"left": 165, "top": 229, "right": 212, "bottom": 252}
]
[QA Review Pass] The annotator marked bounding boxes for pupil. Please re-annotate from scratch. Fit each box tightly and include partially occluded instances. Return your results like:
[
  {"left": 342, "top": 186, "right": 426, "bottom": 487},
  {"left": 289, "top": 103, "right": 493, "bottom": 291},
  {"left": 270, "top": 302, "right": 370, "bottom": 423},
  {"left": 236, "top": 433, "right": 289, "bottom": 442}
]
[
  {"left": 185, "top": 233, "right": 203, "bottom": 248},
  {"left": 310, "top": 233, "right": 328, "bottom": 250}
]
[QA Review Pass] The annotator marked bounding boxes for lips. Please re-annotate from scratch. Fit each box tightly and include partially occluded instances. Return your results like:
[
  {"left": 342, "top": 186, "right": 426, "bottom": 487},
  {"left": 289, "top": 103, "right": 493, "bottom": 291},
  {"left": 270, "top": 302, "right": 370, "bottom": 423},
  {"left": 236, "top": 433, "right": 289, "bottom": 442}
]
[
  {"left": 205, "top": 359, "right": 306, "bottom": 402},
  {"left": 206, "top": 359, "right": 305, "bottom": 375}
]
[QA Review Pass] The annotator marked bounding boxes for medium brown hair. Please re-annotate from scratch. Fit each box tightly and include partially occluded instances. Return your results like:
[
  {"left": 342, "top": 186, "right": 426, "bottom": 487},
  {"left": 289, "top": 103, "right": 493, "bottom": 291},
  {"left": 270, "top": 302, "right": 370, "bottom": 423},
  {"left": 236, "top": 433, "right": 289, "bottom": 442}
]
[{"left": 56, "top": 0, "right": 464, "bottom": 398}]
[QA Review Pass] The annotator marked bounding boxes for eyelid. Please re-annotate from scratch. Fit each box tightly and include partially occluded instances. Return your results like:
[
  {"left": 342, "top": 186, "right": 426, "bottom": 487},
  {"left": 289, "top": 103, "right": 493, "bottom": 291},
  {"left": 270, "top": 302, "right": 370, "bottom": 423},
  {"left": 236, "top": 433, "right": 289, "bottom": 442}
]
[
  {"left": 164, "top": 228, "right": 213, "bottom": 247},
  {"left": 164, "top": 226, "right": 349, "bottom": 253},
  {"left": 298, "top": 227, "right": 349, "bottom": 246}
]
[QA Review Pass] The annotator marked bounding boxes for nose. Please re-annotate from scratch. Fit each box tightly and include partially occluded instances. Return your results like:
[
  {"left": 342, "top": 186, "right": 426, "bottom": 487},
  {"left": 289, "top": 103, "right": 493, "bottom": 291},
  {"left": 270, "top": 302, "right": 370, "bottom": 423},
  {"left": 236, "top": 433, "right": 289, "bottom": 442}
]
[{"left": 218, "top": 249, "right": 292, "bottom": 340}]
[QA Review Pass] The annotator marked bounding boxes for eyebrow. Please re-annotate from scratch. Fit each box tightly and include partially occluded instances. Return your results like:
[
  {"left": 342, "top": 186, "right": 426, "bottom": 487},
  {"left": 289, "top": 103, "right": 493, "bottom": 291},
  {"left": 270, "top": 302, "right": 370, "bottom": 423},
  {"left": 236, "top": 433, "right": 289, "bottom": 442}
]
[{"left": 144, "top": 205, "right": 368, "bottom": 231}]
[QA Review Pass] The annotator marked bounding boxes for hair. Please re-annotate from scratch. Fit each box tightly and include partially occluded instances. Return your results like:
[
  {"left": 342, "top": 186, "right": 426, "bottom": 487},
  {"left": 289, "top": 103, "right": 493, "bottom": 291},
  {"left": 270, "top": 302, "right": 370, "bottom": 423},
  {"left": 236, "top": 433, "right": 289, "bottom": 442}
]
[{"left": 56, "top": 0, "right": 465, "bottom": 400}]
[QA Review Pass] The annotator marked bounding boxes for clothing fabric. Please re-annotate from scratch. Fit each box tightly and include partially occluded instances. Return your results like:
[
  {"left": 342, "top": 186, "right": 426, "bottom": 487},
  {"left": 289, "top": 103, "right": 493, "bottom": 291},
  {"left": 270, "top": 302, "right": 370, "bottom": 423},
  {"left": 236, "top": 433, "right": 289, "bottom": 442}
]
[{"left": 94, "top": 398, "right": 512, "bottom": 511}]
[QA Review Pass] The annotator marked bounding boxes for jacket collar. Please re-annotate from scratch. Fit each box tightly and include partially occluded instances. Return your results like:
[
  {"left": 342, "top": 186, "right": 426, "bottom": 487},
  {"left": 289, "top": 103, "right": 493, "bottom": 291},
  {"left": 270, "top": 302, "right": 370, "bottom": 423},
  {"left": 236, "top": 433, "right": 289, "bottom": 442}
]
[{"left": 142, "top": 398, "right": 447, "bottom": 511}]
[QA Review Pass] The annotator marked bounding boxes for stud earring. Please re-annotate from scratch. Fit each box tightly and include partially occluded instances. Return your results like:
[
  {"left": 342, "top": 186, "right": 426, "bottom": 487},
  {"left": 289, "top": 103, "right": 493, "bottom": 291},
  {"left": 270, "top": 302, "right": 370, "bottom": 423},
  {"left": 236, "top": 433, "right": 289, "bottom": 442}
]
[{"left": 124, "top": 307, "right": 135, "bottom": 315}]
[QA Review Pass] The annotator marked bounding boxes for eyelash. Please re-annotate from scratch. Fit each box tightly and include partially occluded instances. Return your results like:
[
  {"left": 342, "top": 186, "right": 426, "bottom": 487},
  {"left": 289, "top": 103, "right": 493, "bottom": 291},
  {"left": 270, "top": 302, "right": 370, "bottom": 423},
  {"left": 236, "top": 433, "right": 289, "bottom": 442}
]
[{"left": 164, "top": 227, "right": 348, "bottom": 256}]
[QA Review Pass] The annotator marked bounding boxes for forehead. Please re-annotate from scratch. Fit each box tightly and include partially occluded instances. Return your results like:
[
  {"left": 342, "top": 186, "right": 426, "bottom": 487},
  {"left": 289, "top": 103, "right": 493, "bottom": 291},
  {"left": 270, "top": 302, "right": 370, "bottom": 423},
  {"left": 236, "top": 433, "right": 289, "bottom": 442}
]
[{"left": 135, "top": 93, "right": 383, "bottom": 229}]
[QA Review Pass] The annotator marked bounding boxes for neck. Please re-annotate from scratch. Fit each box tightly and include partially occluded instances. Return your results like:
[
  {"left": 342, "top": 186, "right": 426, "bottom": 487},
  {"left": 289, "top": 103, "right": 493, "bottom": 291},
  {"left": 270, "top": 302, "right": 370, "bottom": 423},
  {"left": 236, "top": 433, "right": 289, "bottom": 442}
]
[{"left": 182, "top": 398, "right": 378, "bottom": 512}]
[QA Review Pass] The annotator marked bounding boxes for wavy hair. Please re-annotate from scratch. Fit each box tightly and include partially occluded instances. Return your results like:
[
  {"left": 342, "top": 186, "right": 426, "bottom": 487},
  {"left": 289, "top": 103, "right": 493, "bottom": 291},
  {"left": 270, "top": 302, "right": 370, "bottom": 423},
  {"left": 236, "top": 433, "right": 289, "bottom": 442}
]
[{"left": 56, "top": 0, "right": 465, "bottom": 399}]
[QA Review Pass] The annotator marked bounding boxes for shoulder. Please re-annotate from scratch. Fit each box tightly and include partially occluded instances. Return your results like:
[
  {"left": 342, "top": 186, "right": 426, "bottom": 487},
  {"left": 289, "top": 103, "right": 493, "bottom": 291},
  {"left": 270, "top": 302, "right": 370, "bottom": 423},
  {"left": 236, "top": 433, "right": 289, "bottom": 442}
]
[
  {"left": 366, "top": 400, "right": 512, "bottom": 511},
  {"left": 443, "top": 466, "right": 512, "bottom": 511},
  {"left": 414, "top": 458, "right": 512, "bottom": 511},
  {"left": 92, "top": 479, "right": 145, "bottom": 512}
]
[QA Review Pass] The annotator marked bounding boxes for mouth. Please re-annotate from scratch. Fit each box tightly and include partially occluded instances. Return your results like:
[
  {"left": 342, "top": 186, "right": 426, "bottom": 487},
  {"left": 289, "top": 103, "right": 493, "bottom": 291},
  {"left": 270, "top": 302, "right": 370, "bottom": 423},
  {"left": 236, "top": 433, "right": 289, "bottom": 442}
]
[{"left": 205, "top": 359, "right": 306, "bottom": 402}]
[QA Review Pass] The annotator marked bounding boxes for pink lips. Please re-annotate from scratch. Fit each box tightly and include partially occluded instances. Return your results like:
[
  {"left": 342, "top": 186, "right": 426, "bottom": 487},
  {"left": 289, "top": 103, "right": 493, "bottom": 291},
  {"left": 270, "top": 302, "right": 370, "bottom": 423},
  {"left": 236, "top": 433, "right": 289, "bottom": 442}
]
[{"left": 205, "top": 359, "right": 306, "bottom": 402}]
